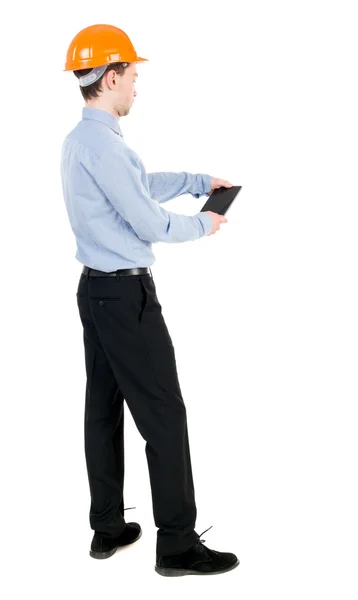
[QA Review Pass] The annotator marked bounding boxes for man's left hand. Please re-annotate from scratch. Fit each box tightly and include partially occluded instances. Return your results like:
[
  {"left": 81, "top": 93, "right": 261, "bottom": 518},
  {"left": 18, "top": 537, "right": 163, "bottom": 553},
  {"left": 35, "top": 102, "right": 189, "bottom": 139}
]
[{"left": 208, "top": 178, "right": 234, "bottom": 196}]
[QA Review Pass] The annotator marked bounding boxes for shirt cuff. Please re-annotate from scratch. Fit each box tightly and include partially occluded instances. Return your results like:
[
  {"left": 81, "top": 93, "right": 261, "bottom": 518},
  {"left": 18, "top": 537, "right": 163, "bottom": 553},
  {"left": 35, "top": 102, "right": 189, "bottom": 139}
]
[
  {"left": 193, "top": 174, "right": 212, "bottom": 198},
  {"left": 201, "top": 174, "right": 212, "bottom": 196},
  {"left": 196, "top": 211, "right": 213, "bottom": 236}
]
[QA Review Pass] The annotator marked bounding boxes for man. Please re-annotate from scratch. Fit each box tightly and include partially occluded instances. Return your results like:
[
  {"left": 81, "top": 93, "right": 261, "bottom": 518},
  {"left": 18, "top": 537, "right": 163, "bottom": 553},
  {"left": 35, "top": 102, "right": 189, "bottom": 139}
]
[{"left": 61, "top": 24, "right": 239, "bottom": 576}]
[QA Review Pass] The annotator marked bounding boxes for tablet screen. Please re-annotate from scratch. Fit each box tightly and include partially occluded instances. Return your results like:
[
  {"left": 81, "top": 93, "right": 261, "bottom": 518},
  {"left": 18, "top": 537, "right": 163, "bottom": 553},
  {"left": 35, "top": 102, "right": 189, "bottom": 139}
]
[{"left": 200, "top": 185, "right": 242, "bottom": 216}]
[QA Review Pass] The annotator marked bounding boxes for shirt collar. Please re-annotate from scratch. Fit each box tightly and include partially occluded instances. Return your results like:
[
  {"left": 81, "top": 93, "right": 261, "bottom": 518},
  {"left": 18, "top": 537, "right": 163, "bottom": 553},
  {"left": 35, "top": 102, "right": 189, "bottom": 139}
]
[{"left": 82, "top": 107, "right": 123, "bottom": 137}]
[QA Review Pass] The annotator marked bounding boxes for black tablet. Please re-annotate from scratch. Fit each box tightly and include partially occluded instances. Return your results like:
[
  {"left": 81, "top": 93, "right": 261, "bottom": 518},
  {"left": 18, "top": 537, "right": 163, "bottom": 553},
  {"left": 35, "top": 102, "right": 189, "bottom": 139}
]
[{"left": 200, "top": 185, "right": 242, "bottom": 216}]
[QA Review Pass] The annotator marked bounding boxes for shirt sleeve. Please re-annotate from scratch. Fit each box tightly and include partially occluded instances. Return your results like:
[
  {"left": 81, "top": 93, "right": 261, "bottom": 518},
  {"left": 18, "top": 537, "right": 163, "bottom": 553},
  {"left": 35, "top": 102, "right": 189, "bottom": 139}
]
[
  {"left": 146, "top": 172, "right": 213, "bottom": 203},
  {"left": 93, "top": 144, "right": 213, "bottom": 243}
]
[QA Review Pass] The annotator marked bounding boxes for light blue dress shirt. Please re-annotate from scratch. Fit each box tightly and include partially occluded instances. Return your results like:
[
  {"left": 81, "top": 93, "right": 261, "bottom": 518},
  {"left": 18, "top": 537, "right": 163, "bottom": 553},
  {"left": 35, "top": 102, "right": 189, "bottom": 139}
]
[{"left": 60, "top": 107, "right": 213, "bottom": 272}]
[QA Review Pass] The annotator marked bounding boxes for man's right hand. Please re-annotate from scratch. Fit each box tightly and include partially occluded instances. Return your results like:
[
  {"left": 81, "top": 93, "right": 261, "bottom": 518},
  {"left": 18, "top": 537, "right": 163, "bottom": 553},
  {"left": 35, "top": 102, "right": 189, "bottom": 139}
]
[{"left": 203, "top": 211, "right": 228, "bottom": 236}]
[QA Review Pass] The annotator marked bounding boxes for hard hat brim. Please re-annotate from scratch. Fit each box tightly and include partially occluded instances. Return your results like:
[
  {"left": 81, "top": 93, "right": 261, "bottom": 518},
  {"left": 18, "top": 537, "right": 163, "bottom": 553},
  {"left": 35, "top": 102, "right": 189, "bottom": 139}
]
[{"left": 63, "top": 56, "right": 149, "bottom": 72}]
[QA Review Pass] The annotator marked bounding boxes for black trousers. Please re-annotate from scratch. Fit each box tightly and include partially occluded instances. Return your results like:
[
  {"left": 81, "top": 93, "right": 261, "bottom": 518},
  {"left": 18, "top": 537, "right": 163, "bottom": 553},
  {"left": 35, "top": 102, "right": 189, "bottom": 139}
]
[{"left": 76, "top": 267, "right": 200, "bottom": 556}]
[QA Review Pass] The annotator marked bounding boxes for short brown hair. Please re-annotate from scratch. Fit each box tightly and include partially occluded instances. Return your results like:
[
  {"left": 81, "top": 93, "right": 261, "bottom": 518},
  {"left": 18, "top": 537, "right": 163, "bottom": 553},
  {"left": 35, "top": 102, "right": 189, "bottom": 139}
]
[{"left": 73, "top": 62, "right": 130, "bottom": 101}]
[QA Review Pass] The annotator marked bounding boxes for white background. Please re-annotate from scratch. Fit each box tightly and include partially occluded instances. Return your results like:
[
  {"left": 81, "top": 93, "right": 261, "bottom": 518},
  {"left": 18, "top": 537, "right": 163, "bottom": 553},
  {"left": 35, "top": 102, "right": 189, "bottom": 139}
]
[{"left": 1, "top": 0, "right": 357, "bottom": 598}]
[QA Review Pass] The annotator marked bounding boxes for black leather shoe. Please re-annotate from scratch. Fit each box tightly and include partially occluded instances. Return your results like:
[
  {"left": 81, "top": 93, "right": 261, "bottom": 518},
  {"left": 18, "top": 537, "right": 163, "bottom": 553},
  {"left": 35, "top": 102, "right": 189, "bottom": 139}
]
[
  {"left": 155, "top": 526, "right": 240, "bottom": 576},
  {"left": 90, "top": 507, "right": 142, "bottom": 559}
]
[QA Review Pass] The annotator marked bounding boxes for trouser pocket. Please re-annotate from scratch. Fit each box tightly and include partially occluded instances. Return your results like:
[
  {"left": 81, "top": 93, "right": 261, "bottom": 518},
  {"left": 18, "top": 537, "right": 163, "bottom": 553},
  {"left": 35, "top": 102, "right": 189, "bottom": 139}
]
[{"left": 129, "top": 276, "right": 150, "bottom": 324}]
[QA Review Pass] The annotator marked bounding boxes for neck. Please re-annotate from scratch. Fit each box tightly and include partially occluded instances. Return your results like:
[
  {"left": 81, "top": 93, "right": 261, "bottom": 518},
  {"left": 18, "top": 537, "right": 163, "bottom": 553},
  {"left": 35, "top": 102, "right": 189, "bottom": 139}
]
[{"left": 85, "top": 102, "right": 119, "bottom": 120}]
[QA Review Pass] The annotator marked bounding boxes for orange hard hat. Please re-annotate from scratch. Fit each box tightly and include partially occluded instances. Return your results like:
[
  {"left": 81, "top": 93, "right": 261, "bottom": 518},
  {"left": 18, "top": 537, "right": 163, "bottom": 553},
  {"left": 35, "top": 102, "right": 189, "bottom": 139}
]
[{"left": 64, "top": 24, "right": 148, "bottom": 80}]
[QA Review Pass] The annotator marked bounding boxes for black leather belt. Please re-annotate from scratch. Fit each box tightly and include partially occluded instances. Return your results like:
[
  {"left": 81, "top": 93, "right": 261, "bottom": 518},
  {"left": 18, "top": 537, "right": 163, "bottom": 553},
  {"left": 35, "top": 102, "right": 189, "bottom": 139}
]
[{"left": 82, "top": 265, "right": 152, "bottom": 277}]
